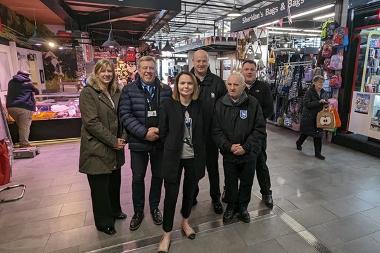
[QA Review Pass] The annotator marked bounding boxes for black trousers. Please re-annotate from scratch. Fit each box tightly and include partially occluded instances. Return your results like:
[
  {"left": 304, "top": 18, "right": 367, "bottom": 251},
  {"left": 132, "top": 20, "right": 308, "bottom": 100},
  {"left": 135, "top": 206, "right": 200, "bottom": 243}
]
[
  {"left": 130, "top": 150, "right": 163, "bottom": 213},
  {"left": 256, "top": 142, "right": 272, "bottom": 196},
  {"left": 163, "top": 159, "right": 197, "bottom": 232},
  {"left": 194, "top": 140, "right": 220, "bottom": 202},
  {"left": 87, "top": 168, "right": 122, "bottom": 229},
  {"left": 297, "top": 134, "right": 322, "bottom": 155},
  {"left": 223, "top": 160, "right": 255, "bottom": 211}
]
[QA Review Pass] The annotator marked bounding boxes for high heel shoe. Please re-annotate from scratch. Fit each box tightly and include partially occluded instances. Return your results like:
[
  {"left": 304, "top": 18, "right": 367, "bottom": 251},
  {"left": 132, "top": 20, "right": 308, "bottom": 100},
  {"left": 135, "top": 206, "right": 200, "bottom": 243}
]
[
  {"left": 158, "top": 237, "right": 171, "bottom": 253},
  {"left": 182, "top": 226, "right": 196, "bottom": 240}
]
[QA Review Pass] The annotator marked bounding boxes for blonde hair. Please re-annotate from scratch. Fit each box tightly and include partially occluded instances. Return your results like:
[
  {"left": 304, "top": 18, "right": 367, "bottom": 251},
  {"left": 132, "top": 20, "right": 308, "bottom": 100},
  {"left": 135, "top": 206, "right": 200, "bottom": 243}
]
[
  {"left": 92, "top": 59, "right": 118, "bottom": 94},
  {"left": 172, "top": 71, "right": 199, "bottom": 101}
]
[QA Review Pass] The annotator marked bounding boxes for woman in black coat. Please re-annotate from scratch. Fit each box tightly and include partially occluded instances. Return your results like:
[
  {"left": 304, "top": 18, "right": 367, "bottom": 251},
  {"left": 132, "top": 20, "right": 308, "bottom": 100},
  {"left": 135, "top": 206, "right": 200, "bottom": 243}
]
[
  {"left": 296, "top": 75, "right": 329, "bottom": 160},
  {"left": 157, "top": 71, "right": 206, "bottom": 253}
]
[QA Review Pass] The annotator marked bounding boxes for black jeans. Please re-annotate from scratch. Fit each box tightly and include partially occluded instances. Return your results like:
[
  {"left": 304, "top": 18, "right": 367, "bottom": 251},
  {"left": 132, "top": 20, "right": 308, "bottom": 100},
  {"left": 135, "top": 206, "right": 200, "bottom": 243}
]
[
  {"left": 87, "top": 168, "right": 122, "bottom": 229},
  {"left": 223, "top": 160, "right": 255, "bottom": 211},
  {"left": 130, "top": 149, "right": 163, "bottom": 213},
  {"left": 256, "top": 146, "right": 272, "bottom": 196},
  {"left": 194, "top": 140, "right": 220, "bottom": 202},
  {"left": 163, "top": 159, "right": 198, "bottom": 232},
  {"left": 297, "top": 134, "right": 322, "bottom": 155}
]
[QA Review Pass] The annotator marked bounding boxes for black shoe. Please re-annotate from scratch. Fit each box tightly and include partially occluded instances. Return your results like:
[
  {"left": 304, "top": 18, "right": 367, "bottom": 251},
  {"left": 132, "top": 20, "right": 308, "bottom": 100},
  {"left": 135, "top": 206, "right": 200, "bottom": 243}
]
[
  {"left": 129, "top": 212, "right": 144, "bottom": 231},
  {"left": 151, "top": 208, "right": 163, "bottom": 225},
  {"left": 221, "top": 188, "right": 227, "bottom": 203},
  {"left": 262, "top": 195, "right": 274, "bottom": 209},
  {"left": 223, "top": 206, "right": 235, "bottom": 224},
  {"left": 212, "top": 200, "right": 223, "bottom": 214},
  {"left": 114, "top": 212, "right": 127, "bottom": 220},
  {"left": 315, "top": 154, "right": 325, "bottom": 160},
  {"left": 237, "top": 209, "right": 251, "bottom": 223},
  {"left": 296, "top": 142, "right": 302, "bottom": 151},
  {"left": 192, "top": 198, "right": 198, "bottom": 207},
  {"left": 97, "top": 226, "right": 116, "bottom": 235}
]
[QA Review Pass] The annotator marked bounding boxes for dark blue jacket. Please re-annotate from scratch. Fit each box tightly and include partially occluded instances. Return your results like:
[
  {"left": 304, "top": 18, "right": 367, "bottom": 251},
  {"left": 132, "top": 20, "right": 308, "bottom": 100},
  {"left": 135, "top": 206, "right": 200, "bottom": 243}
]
[
  {"left": 6, "top": 72, "right": 39, "bottom": 111},
  {"left": 119, "top": 76, "right": 172, "bottom": 151}
]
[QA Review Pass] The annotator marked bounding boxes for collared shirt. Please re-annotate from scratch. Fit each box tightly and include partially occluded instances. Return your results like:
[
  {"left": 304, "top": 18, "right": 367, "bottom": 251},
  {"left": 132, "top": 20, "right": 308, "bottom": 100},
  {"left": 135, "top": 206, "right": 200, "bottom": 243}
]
[{"left": 141, "top": 80, "right": 156, "bottom": 97}]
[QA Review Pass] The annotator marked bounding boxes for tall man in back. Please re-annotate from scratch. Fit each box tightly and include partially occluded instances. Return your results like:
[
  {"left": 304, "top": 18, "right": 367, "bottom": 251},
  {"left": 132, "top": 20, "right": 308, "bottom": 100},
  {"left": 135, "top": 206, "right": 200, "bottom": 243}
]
[
  {"left": 119, "top": 56, "right": 172, "bottom": 231},
  {"left": 241, "top": 60, "right": 274, "bottom": 208},
  {"left": 191, "top": 50, "right": 227, "bottom": 214}
]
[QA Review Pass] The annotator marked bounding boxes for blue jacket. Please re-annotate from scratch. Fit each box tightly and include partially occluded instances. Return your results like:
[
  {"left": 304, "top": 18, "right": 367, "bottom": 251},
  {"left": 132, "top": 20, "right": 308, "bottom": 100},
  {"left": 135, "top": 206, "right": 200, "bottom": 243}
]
[
  {"left": 6, "top": 72, "right": 39, "bottom": 111},
  {"left": 119, "top": 76, "right": 172, "bottom": 151}
]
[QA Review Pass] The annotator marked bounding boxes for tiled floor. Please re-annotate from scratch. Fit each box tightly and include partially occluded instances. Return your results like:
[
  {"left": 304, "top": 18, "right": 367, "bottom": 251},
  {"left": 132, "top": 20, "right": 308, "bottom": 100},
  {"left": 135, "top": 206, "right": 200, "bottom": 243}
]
[{"left": 1, "top": 125, "right": 380, "bottom": 253}]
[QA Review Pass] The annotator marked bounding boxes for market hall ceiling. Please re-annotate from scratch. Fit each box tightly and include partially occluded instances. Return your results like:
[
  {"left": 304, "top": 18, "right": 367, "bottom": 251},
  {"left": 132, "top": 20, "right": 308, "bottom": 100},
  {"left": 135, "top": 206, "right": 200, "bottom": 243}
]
[{"left": 0, "top": 0, "right": 181, "bottom": 44}]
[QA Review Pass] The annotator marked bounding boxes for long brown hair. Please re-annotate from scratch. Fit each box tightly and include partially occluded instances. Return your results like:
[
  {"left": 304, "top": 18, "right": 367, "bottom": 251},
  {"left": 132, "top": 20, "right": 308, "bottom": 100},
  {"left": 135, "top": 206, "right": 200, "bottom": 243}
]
[
  {"left": 172, "top": 71, "right": 199, "bottom": 101},
  {"left": 92, "top": 59, "right": 118, "bottom": 94}
]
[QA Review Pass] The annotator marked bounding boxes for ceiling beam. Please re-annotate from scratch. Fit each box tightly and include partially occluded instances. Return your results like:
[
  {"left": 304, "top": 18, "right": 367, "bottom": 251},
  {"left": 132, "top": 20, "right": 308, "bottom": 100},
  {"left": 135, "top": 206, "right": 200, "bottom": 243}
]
[
  {"left": 41, "top": 0, "right": 79, "bottom": 29},
  {"left": 68, "top": 0, "right": 181, "bottom": 12}
]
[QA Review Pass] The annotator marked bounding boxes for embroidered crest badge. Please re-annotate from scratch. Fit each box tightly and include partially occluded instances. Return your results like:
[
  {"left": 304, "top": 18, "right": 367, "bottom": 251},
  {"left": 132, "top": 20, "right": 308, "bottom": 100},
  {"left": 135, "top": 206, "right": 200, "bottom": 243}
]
[{"left": 240, "top": 110, "right": 248, "bottom": 119}]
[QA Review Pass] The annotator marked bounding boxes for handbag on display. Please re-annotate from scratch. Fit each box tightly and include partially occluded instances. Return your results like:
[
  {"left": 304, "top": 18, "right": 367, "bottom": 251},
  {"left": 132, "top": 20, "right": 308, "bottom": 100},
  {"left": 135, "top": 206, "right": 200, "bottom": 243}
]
[
  {"left": 303, "top": 66, "right": 313, "bottom": 82},
  {"left": 268, "top": 50, "right": 276, "bottom": 64},
  {"left": 322, "top": 41, "right": 333, "bottom": 58},
  {"left": 329, "top": 73, "right": 342, "bottom": 88},
  {"left": 329, "top": 52, "right": 343, "bottom": 70},
  {"left": 317, "top": 105, "right": 336, "bottom": 129}
]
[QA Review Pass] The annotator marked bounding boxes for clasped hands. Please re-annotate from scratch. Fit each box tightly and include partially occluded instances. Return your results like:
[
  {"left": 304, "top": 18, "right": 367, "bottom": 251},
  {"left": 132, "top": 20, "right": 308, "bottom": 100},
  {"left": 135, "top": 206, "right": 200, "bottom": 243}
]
[
  {"left": 230, "top": 144, "right": 246, "bottom": 156},
  {"left": 145, "top": 127, "right": 159, "bottom": 142}
]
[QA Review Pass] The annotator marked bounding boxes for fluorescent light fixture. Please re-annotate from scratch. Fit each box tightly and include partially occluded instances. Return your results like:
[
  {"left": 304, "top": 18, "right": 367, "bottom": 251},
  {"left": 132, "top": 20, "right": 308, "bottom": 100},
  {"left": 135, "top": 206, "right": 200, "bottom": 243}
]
[
  {"left": 227, "top": 5, "right": 241, "bottom": 17},
  {"left": 289, "top": 32, "right": 320, "bottom": 36},
  {"left": 313, "top": 12, "right": 335, "bottom": 20},
  {"left": 303, "top": 29, "right": 322, "bottom": 33},
  {"left": 291, "top": 4, "right": 334, "bottom": 18},
  {"left": 257, "top": 20, "right": 280, "bottom": 28},
  {"left": 268, "top": 31, "right": 286, "bottom": 34},
  {"left": 48, "top": 42, "right": 56, "bottom": 48},
  {"left": 267, "top": 27, "right": 301, "bottom": 32},
  {"left": 193, "top": 27, "right": 202, "bottom": 36},
  {"left": 217, "top": 57, "right": 229, "bottom": 60}
]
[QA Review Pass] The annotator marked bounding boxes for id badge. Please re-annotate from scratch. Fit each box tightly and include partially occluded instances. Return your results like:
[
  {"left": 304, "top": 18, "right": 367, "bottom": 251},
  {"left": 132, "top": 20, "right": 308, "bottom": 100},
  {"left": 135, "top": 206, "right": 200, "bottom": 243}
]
[{"left": 147, "top": 110, "right": 157, "bottom": 117}]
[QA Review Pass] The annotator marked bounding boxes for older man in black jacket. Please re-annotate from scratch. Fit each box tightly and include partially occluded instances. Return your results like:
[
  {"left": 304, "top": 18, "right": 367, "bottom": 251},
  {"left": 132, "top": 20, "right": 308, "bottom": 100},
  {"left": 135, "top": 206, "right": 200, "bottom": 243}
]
[
  {"left": 119, "top": 56, "right": 172, "bottom": 231},
  {"left": 213, "top": 72, "right": 266, "bottom": 224},
  {"left": 191, "top": 49, "right": 227, "bottom": 214},
  {"left": 241, "top": 60, "right": 274, "bottom": 208}
]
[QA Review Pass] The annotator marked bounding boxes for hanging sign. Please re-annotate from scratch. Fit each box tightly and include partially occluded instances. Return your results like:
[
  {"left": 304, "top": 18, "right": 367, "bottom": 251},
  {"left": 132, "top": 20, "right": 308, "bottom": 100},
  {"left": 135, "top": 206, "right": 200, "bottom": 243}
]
[{"left": 231, "top": 0, "right": 335, "bottom": 32}]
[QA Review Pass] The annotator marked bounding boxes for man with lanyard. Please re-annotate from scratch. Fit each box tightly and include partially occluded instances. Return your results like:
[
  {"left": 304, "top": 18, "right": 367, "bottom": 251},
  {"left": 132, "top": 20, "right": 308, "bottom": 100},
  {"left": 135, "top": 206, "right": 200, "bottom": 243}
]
[
  {"left": 191, "top": 49, "right": 227, "bottom": 214},
  {"left": 119, "top": 56, "right": 172, "bottom": 231},
  {"left": 241, "top": 60, "right": 274, "bottom": 208}
]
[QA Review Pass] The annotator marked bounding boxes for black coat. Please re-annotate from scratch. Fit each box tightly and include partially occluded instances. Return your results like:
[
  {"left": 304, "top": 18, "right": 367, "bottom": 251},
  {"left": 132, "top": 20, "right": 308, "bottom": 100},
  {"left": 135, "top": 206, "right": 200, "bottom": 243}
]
[
  {"left": 159, "top": 98, "right": 206, "bottom": 183},
  {"left": 300, "top": 86, "right": 328, "bottom": 137},
  {"left": 212, "top": 93, "right": 267, "bottom": 163},
  {"left": 119, "top": 76, "right": 172, "bottom": 151},
  {"left": 246, "top": 80, "right": 274, "bottom": 120},
  {"left": 190, "top": 68, "right": 227, "bottom": 137}
]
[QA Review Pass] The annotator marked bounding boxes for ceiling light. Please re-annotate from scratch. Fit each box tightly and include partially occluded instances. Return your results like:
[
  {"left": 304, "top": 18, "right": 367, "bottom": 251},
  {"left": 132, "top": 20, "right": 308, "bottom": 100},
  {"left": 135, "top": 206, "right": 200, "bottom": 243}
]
[
  {"left": 162, "top": 40, "right": 175, "bottom": 52},
  {"left": 48, "top": 42, "right": 56, "bottom": 48},
  {"left": 289, "top": 32, "right": 320, "bottom": 36},
  {"left": 268, "top": 31, "right": 286, "bottom": 34},
  {"left": 257, "top": 20, "right": 280, "bottom": 28},
  {"left": 313, "top": 12, "right": 335, "bottom": 21},
  {"left": 102, "top": 9, "right": 121, "bottom": 48},
  {"left": 27, "top": 11, "right": 45, "bottom": 46},
  {"left": 193, "top": 27, "right": 202, "bottom": 36},
  {"left": 217, "top": 57, "right": 229, "bottom": 60},
  {"left": 303, "top": 29, "right": 322, "bottom": 33},
  {"left": 267, "top": 27, "right": 301, "bottom": 32},
  {"left": 227, "top": 1, "right": 241, "bottom": 18},
  {"left": 291, "top": 4, "right": 334, "bottom": 18}
]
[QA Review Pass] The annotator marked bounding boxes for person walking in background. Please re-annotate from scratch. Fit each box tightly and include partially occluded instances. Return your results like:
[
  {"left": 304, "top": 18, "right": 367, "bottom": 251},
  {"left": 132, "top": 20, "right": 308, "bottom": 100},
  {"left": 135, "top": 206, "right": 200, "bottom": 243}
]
[
  {"left": 296, "top": 75, "right": 329, "bottom": 160},
  {"left": 191, "top": 49, "right": 227, "bottom": 214},
  {"left": 6, "top": 70, "right": 39, "bottom": 148},
  {"left": 119, "top": 56, "right": 172, "bottom": 231},
  {"left": 241, "top": 60, "right": 274, "bottom": 208},
  {"left": 79, "top": 59, "right": 126, "bottom": 235},
  {"left": 157, "top": 71, "right": 206, "bottom": 253},
  {"left": 213, "top": 72, "right": 266, "bottom": 224}
]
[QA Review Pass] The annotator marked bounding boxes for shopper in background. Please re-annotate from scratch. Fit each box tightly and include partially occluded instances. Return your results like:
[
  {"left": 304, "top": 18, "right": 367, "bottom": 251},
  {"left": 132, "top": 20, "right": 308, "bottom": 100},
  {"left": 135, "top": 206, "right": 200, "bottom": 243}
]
[
  {"left": 157, "top": 71, "right": 206, "bottom": 253},
  {"left": 240, "top": 60, "right": 274, "bottom": 208},
  {"left": 213, "top": 72, "right": 266, "bottom": 224},
  {"left": 79, "top": 59, "right": 126, "bottom": 235},
  {"left": 191, "top": 49, "right": 227, "bottom": 215},
  {"left": 119, "top": 56, "right": 172, "bottom": 231},
  {"left": 6, "top": 70, "right": 39, "bottom": 148},
  {"left": 296, "top": 75, "right": 328, "bottom": 160}
]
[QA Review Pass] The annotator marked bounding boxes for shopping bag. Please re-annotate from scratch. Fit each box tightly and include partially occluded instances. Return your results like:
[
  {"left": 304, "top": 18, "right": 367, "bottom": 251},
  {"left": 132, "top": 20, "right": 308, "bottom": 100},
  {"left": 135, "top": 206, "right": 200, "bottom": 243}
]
[
  {"left": 0, "top": 140, "right": 11, "bottom": 186},
  {"left": 317, "top": 106, "right": 335, "bottom": 129},
  {"left": 330, "top": 107, "right": 341, "bottom": 128}
]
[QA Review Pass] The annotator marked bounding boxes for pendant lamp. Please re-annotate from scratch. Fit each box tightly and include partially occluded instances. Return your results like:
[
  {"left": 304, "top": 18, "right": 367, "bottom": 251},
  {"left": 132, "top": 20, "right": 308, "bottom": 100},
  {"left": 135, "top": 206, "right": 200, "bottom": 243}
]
[
  {"left": 102, "top": 9, "right": 120, "bottom": 48},
  {"left": 227, "top": 0, "right": 241, "bottom": 17},
  {"left": 161, "top": 40, "right": 175, "bottom": 52},
  {"left": 27, "top": 12, "right": 44, "bottom": 46}
]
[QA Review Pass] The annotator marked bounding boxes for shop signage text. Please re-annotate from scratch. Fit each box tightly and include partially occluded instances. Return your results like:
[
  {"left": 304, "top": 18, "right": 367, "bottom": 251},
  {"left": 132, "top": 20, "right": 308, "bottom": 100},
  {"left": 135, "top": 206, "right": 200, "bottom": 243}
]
[{"left": 231, "top": 0, "right": 334, "bottom": 32}]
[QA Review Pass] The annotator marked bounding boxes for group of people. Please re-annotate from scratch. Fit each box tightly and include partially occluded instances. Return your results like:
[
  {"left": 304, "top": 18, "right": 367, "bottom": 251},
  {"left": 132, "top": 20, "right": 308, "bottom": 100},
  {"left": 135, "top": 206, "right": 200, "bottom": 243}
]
[{"left": 78, "top": 49, "right": 325, "bottom": 253}]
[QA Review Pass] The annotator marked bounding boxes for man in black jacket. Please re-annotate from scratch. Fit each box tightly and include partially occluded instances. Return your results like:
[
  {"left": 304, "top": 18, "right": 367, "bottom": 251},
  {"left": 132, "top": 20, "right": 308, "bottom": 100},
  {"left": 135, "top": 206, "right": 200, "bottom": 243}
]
[
  {"left": 213, "top": 72, "right": 266, "bottom": 223},
  {"left": 241, "top": 60, "right": 274, "bottom": 208},
  {"left": 191, "top": 49, "right": 227, "bottom": 214},
  {"left": 119, "top": 56, "right": 172, "bottom": 231}
]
